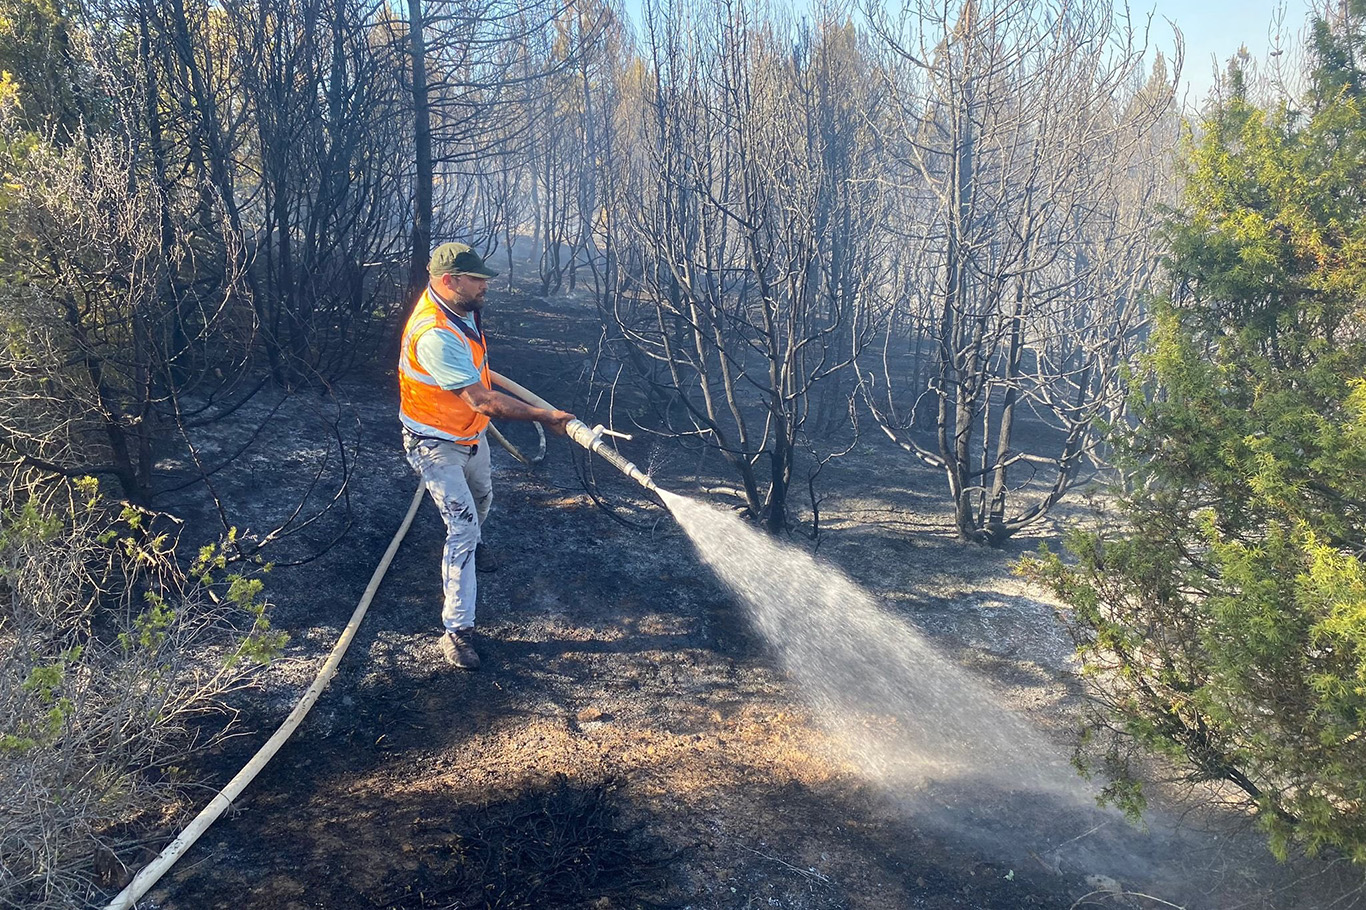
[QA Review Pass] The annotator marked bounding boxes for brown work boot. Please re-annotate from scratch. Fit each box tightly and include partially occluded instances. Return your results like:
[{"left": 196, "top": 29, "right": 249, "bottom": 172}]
[
  {"left": 440, "top": 629, "right": 480, "bottom": 670},
  {"left": 475, "top": 542, "right": 499, "bottom": 573}
]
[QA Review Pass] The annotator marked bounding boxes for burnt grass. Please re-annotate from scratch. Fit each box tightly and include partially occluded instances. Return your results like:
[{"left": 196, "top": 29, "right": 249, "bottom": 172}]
[{"left": 139, "top": 286, "right": 1356, "bottom": 910}]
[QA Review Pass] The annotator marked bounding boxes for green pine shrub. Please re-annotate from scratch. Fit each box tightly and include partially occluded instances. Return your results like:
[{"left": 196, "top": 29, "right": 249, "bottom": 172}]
[{"left": 1020, "top": 14, "right": 1366, "bottom": 863}]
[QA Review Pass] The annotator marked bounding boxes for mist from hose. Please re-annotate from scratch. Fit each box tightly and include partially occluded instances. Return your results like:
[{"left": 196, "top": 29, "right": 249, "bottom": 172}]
[
  {"left": 553, "top": 406, "right": 1078, "bottom": 796},
  {"left": 656, "top": 489, "right": 1081, "bottom": 798}
]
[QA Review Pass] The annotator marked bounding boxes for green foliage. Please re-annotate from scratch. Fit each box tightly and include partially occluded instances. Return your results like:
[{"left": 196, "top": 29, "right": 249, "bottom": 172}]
[
  {"left": 0, "top": 480, "right": 284, "bottom": 907},
  {"left": 1020, "top": 18, "right": 1366, "bottom": 864},
  {"left": 0, "top": 0, "right": 103, "bottom": 138},
  {"left": 0, "top": 497, "right": 61, "bottom": 553},
  {"left": 0, "top": 66, "right": 29, "bottom": 166},
  {"left": 1310, "top": 0, "right": 1366, "bottom": 103},
  {"left": 1, "top": 648, "right": 80, "bottom": 754},
  {"left": 4, "top": 642, "right": 79, "bottom": 758},
  {"left": 224, "top": 567, "right": 287, "bottom": 667}
]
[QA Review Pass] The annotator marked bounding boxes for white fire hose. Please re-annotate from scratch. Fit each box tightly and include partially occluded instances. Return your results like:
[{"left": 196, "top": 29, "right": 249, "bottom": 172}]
[{"left": 103, "top": 482, "right": 426, "bottom": 910}]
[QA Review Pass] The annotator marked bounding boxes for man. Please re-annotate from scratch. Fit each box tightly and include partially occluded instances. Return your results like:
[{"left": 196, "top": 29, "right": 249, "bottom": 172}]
[{"left": 399, "top": 241, "right": 574, "bottom": 669}]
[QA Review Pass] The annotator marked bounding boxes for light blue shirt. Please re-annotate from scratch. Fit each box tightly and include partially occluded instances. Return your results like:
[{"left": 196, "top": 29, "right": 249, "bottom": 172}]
[{"left": 414, "top": 311, "right": 482, "bottom": 390}]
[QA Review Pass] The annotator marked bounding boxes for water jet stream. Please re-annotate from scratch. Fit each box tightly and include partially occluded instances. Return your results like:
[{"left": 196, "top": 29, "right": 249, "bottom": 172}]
[
  {"left": 532, "top": 386, "right": 1079, "bottom": 797},
  {"left": 655, "top": 489, "right": 1078, "bottom": 798}
]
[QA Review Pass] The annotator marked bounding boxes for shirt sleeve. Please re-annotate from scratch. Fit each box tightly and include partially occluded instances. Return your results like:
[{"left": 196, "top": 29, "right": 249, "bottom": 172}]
[{"left": 414, "top": 327, "right": 481, "bottom": 390}]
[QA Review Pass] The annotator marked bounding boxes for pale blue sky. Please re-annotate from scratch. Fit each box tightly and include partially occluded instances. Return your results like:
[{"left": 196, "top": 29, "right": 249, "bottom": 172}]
[{"left": 1146, "top": 0, "right": 1316, "bottom": 105}]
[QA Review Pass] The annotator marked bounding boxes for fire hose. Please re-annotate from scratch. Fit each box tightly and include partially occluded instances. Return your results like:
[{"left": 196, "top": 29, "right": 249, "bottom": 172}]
[
  {"left": 488, "top": 371, "right": 657, "bottom": 495},
  {"left": 103, "top": 373, "right": 656, "bottom": 910}
]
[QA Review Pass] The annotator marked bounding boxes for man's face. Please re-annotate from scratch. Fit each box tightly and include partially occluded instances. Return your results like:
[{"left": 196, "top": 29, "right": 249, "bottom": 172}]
[{"left": 443, "top": 273, "right": 490, "bottom": 311}]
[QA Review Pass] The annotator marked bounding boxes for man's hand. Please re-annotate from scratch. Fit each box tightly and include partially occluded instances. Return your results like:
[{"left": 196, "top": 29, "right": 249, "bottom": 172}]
[{"left": 543, "top": 410, "right": 575, "bottom": 435}]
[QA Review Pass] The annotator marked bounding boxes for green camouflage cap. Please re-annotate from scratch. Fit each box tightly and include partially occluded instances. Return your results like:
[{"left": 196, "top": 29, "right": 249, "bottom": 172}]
[{"left": 429, "top": 241, "right": 499, "bottom": 278}]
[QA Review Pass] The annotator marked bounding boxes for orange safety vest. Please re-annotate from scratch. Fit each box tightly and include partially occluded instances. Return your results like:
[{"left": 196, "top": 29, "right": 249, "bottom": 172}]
[{"left": 398, "top": 286, "right": 492, "bottom": 444}]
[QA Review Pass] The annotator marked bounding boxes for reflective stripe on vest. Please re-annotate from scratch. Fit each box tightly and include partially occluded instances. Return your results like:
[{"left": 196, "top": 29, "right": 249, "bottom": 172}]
[{"left": 398, "top": 286, "right": 492, "bottom": 445}]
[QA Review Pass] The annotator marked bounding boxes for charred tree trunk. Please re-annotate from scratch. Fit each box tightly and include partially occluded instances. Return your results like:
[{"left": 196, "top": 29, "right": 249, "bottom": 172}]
[{"left": 407, "top": 0, "right": 433, "bottom": 298}]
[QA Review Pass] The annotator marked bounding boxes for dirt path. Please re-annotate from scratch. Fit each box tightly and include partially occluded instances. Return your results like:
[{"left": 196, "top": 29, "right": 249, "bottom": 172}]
[{"left": 145, "top": 290, "right": 1355, "bottom": 910}]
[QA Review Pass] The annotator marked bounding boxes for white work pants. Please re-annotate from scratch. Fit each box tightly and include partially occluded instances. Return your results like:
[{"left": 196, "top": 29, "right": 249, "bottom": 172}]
[{"left": 403, "top": 430, "right": 492, "bottom": 631}]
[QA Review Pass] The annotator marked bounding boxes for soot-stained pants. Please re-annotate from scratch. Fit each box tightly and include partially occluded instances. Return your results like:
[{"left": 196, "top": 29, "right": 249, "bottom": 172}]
[{"left": 403, "top": 430, "right": 492, "bottom": 631}]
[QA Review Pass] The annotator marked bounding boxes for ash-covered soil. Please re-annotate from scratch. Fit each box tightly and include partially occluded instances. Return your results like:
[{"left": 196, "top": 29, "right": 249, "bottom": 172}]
[{"left": 140, "top": 287, "right": 1358, "bottom": 910}]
